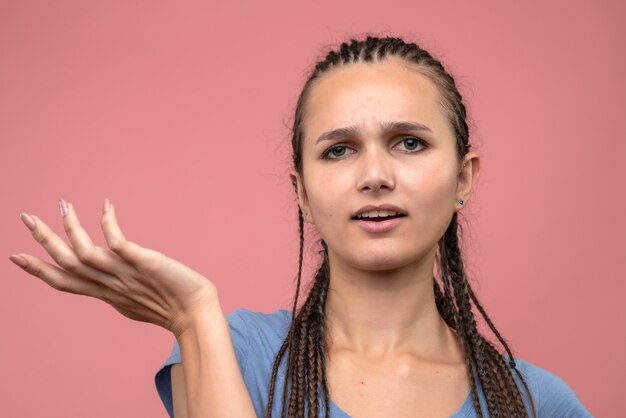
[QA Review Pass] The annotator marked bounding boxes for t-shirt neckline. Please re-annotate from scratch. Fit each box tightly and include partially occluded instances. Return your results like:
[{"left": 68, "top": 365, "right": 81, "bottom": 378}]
[{"left": 327, "top": 389, "right": 473, "bottom": 417}]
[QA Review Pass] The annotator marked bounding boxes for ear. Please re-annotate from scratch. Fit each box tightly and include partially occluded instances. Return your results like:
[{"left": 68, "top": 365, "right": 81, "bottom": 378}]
[
  {"left": 289, "top": 169, "right": 314, "bottom": 224},
  {"left": 455, "top": 150, "right": 481, "bottom": 211}
]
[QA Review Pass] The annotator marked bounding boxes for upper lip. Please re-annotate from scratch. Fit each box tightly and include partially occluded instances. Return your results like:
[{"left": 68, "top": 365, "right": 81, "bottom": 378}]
[{"left": 352, "top": 203, "right": 408, "bottom": 218}]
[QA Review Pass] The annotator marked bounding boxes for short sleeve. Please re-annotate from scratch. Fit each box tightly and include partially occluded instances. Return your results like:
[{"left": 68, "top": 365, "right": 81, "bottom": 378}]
[
  {"left": 537, "top": 368, "right": 593, "bottom": 417},
  {"left": 153, "top": 309, "right": 251, "bottom": 418}
]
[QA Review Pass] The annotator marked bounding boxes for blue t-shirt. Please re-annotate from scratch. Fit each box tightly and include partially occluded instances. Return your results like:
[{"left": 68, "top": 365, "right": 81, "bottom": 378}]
[{"left": 154, "top": 308, "right": 593, "bottom": 417}]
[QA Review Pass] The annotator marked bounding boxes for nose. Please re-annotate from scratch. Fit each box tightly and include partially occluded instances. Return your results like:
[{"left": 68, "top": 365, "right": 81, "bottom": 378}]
[{"left": 356, "top": 145, "right": 395, "bottom": 193}]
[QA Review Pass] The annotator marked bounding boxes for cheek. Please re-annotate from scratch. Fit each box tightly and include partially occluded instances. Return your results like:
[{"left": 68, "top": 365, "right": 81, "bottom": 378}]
[
  {"left": 304, "top": 168, "right": 352, "bottom": 218},
  {"left": 404, "top": 164, "right": 457, "bottom": 217},
  {"left": 308, "top": 192, "right": 342, "bottom": 223}
]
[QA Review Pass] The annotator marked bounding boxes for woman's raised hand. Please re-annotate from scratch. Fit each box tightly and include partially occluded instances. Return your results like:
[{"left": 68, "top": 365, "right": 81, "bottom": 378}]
[{"left": 9, "top": 198, "right": 218, "bottom": 339}]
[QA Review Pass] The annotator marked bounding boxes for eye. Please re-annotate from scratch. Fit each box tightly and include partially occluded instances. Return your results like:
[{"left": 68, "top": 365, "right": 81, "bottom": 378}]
[
  {"left": 395, "top": 136, "right": 427, "bottom": 152},
  {"left": 321, "top": 144, "right": 355, "bottom": 160},
  {"left": 321, "top": 137, "right": 427, "bottom": 160}
]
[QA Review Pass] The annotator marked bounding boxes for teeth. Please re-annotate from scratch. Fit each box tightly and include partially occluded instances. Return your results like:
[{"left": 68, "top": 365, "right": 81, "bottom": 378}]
[{"left": 357, "top": 210, "right": 398, "bottom": 219}]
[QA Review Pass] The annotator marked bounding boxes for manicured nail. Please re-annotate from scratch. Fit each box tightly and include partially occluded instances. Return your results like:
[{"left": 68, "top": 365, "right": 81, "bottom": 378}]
[
  {"left": 103, "top": 198, "right": 110, "bottom": 214},
  {"left": 20, "top": 213, "right": 36, "bottom": 231},
  {"left": 9, "top": 255, "right": 28, "bottom": 269},
  {"left": 59, "top": 198, "right": 69, "bottom": 218}
]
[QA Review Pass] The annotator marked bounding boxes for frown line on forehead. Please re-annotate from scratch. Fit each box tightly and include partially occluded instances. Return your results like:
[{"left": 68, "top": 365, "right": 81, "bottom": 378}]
[{"left": 314, "top": 121, "right": 433, "bottom": 146}]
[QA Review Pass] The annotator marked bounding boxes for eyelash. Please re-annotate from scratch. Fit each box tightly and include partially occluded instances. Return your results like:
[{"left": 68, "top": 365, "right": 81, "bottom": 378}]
[{"left": 321, "top": 136, "right": 428, "bottom": 160}]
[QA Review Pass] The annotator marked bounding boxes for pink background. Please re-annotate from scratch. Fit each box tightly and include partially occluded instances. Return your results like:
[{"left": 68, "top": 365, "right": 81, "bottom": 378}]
[{"left": 1, "top": 1, "right": 623, "bottom": 416}]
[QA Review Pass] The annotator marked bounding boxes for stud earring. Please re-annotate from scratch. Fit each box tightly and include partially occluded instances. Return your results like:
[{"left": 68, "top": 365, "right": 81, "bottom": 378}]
[{"left": 459, "top": 200, "right": 465, "bottom": 205}]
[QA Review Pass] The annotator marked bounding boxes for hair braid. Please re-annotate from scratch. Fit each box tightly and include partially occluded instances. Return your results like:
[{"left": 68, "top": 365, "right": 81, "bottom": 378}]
[
  {"left": 305, "top": 271, "right": 328, "bottom": 417},
  {"left": 433, "top": 276, "right": 457, "bottom": 330},
  {"left": 293, "top": 271, "right": 325, "bottom": 417},
  {"left": 292, "top": 254, "right": 329, "bottom": 417},
  {"left": 315, "top": 251, "right": 331, "bottom": 417},
  {"left": 443, "top": 212, "right": 536, "bottom": 417},
  {"left": 305, "top": 249, "right": 330, "bottom": 416},
  {"left": 266, "top": 34, "right": 537, "bottom": 417},
  {"left": 266, "top": 206, "right": 331, "bottom": 417},
  {"left": 291, "top": 313, "right": 308, "bottom": 417},
  {"left": 468, "top": 284, "right": 538, "bottom": 418},
  {"left": 440, "top": 221, "right": 485, "bottom": 416},
  {"left": 266, "top": 209, "right": 305, "bottom": 418},
  {"left": 306, "top": 331, "right": 319, "bottom": 417},
  {"left": 448, "top": 215, "right": 499, "bottom": 415}
]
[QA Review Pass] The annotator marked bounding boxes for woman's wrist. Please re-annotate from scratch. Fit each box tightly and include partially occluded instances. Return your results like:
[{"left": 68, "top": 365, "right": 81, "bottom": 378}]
[{"left": 171, "top": 285, "right": 224, "bottom": 340}]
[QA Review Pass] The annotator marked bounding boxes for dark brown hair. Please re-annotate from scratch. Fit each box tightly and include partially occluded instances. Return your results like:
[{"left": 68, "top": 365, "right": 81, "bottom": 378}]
[{"left": 266, "top": 35, "right": 537, "bottom": 418}]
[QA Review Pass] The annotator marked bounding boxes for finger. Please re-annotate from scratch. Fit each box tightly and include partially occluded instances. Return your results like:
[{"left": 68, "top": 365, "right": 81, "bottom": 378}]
[
  {"left": 62, "top": 200, "right": 137, "bottom": 277},
  {"left": 101, "top": 202, "right": 157, "bottom": 269},
  {"left": 24, "top": 212, "right": 116, "bottom": 286},
  {"left": 9, "top": 253, "right": 107, "bottom": 299},
  {"left": 9, "top": 253, "right": 168, "bottom": 326}
]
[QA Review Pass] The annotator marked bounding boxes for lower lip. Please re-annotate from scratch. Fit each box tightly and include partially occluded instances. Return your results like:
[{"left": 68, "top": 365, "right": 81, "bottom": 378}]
[{"left": 353, "top": 216, "right": 406, "bottom": 233}]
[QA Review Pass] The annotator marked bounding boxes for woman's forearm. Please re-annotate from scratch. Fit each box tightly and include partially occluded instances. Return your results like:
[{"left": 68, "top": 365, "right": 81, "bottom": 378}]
[{"left": 176, "top": 295, "right": 257, "bottom": 418}]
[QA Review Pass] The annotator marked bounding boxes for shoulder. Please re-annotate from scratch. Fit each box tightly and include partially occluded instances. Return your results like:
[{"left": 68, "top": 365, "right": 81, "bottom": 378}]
[
  {"left": 226, "top": 307, "right": 292, "bottom": 341},
  {"left": 225, "top": 307, "right": 293, "bottom": 365},
  {"left": 154, "top": 308, "right": 293, "bottom": 418},
  {"left": 158, "top": 307, "right": 292, "bottom": 364},
  {"left": 225, "top": 308, "right": 295, "bottom": 417},
  {"left": 228, "top": 307, "right": 292, "bottom": 331},
  {"left": 509, "top": 357, "right": 593, "bottom": 417}
]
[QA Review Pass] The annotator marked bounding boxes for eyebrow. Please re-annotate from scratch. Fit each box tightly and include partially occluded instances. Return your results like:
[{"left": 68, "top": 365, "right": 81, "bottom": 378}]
[{"left": 314, "top": 121, "right": 433, "bottom": 145}]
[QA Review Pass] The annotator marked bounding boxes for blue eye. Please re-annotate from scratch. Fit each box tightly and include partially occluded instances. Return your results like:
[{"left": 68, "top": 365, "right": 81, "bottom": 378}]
[
  {"left": 322, "top": 145, "right": 354, "bottom": 159},
  {"left": 396, "top": 136, "right": 427, "bottom": 152},
  {"left": 321, "top": 137, "right": 427, "bottom": 160}
]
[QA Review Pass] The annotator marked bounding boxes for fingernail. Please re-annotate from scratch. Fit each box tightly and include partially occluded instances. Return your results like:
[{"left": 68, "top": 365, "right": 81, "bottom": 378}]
[
  {"left": 9, "top": 255, "right": 28, "bottom": 269},
  {"left": 59, "top": 198, "right": 68, "bottom": 218},
  {"left": 20, "top": 213, "right": 36, "bottom": 231},
  {"left": 103, "top": 198, "right": 110, "bottom": 214}
]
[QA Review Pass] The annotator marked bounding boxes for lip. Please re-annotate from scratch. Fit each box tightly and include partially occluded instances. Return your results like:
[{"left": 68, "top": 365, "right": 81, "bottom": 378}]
[
  {"left": 351, "top": 203, "right": 407, "bottom": 218},
  {"left": 353, "top": 216, "right": 405, "bottom": 233}
]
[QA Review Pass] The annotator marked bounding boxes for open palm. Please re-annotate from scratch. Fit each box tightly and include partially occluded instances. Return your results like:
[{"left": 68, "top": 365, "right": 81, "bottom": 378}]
[{"left": 9, "top": 198, "right": 217, "bottom": 339}]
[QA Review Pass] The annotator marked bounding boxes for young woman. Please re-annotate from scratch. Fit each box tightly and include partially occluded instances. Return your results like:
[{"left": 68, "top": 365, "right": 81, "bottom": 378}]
[{"left": 10, "top": 35, "right": 592, "bottom": 418}]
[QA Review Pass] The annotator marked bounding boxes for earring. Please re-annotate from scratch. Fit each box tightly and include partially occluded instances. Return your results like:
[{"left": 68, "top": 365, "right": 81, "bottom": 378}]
[{"left": 459, "top": 200, "right": 464, "bottom": 205}]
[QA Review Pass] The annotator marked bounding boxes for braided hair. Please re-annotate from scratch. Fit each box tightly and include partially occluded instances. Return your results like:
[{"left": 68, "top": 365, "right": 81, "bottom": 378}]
[{"left": 266, "top": 35, "right": 537, "bottom": 418}]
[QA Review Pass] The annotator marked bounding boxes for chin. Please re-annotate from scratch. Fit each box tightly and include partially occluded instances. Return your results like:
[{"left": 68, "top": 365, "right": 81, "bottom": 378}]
[
  {"left": 350, "top": 251, "right": 416, "bottom": 272},
  {"left": 342, "top": 241, "right": 436, "bottom": 272}
]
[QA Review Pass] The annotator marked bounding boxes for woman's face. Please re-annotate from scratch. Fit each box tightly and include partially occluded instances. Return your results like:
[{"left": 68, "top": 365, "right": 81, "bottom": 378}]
[{"left": 290, "top": 57, "right": 480, "bottom": 271}]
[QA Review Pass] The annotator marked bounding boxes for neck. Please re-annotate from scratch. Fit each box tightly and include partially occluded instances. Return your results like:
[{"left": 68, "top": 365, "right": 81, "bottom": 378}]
[{"left": 323, "top": 246, "right": 460, "bottom": 361}]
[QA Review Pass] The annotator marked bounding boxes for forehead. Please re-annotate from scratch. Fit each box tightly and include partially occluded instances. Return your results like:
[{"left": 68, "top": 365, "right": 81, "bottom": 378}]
[{"left": 303, "top": 57, "right": 448, "bottom": 142}]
